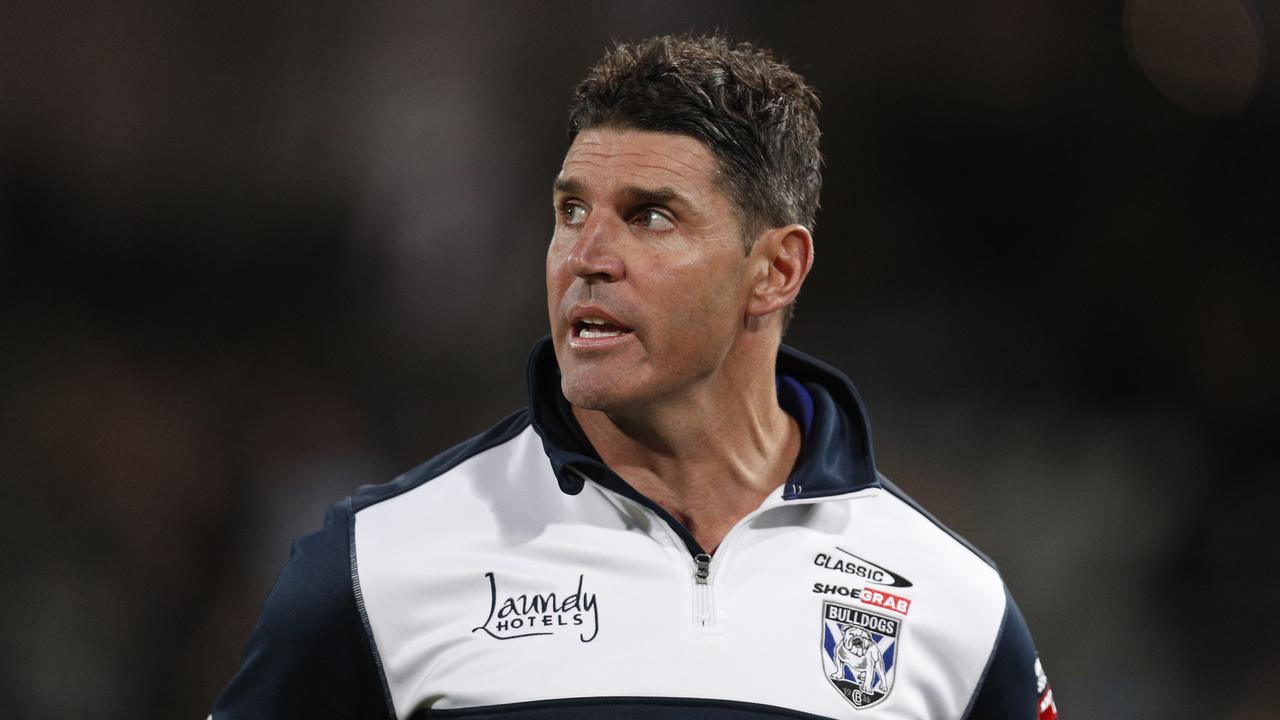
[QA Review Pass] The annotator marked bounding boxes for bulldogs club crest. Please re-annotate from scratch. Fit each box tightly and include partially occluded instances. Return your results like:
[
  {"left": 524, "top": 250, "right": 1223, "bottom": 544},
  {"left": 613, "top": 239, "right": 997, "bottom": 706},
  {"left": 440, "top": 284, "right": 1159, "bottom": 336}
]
[{"left": 820, "top": 601, "right": 900, "bottom": 709}]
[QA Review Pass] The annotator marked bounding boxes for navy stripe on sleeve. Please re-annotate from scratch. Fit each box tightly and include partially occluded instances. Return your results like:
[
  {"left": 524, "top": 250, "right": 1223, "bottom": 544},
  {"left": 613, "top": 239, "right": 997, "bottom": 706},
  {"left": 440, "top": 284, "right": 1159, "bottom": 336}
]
[
  {"left": 962, "top": 585, "right": 1042, "bottom": 720},
  {"left": 211, "top": 499, "right": 391, "bottom": 720}
]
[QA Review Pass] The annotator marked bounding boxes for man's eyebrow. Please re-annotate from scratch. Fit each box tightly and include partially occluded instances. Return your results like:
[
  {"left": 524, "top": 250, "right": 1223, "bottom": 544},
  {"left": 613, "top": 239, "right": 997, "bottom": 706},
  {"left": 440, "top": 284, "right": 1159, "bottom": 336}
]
[
  {"left": 620, "top": 185, "right": 687, "bottom": 207},
  {"left": 552, "top": 177, "right": 584, "bottom": 196},
  {"left": 553, "top": 177, "right": 690, "bottom": 207}
]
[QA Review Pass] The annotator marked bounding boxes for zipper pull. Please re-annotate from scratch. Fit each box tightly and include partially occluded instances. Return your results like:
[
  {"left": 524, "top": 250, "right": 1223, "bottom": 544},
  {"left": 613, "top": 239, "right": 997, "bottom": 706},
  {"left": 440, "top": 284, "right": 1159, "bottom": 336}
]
[{"left": 693, "top": 553, "right": 712, "bottom": 585}]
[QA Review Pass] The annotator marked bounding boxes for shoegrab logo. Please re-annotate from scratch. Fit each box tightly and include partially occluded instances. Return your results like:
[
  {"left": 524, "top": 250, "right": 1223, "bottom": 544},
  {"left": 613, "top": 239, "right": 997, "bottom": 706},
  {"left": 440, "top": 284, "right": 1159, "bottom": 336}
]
[
  {"left": 813, "top": 547, "right": 913, "bottom": 588},
  {"left": 472, "top": 571, "right": 600, "bottom": 642},
  {"left": 812, "top": 583, "right": 912, "bottom": 615}
]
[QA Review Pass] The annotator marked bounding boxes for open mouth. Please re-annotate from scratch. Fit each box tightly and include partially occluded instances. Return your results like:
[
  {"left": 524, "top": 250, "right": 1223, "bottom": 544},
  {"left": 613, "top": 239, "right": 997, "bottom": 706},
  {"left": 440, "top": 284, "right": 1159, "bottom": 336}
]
[{"left": 573, "top": 317, "right": 632, "bottom": 339}]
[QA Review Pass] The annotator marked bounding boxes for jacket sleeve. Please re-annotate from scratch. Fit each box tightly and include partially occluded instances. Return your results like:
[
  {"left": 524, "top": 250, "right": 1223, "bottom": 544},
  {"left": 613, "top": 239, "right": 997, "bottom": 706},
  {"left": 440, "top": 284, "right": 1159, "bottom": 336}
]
[
  {"left": 211, "top": 498, "right": 392, "bottom": 720},
  {"left": 964, "top": 586, "right": 1058, "bottom": 720}
]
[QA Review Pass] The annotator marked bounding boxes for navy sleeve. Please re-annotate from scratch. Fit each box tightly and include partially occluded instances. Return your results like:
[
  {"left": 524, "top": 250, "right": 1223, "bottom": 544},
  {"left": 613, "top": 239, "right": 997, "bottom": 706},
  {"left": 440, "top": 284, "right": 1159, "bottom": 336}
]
[
  {"left": 211, "top": 498, "right": 392, "bottom": 719},
  {"left": 964, "top": 586, "right": 1057, "bottom": 720}
]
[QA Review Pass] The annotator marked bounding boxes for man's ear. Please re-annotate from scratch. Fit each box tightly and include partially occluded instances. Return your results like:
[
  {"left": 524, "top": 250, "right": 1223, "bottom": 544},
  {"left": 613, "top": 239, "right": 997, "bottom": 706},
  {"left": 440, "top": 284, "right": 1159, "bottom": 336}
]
[{"left": 745, "top": 224, "right": 814, "bottom": 319}]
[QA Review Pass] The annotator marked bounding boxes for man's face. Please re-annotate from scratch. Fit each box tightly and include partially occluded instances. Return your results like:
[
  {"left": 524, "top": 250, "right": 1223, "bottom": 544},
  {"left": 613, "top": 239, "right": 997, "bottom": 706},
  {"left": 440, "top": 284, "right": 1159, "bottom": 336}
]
[{"left": 547, "top": 128, "right": 754, "bottom": 413}]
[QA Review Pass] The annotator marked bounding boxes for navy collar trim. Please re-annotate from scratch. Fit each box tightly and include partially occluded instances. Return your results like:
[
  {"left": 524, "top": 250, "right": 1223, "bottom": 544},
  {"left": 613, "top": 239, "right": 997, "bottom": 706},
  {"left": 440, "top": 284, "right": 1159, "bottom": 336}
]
[{"left": 525, "top": 337, "right": 879, "bottom": 502}]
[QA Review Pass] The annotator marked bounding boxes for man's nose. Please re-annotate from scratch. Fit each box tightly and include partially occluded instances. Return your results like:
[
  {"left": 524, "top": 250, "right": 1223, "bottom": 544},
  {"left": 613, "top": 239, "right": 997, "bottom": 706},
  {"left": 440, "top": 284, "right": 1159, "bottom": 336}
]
[{"left": 566, "top": 215, "right": 625, "bottom": 282}]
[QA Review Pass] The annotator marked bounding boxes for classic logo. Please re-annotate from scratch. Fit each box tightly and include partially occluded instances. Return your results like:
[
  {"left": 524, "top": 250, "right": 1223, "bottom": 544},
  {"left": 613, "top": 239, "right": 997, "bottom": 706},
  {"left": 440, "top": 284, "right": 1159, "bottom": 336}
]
[
  {"left": 813, "top": 547, "right": 913, "bottom": 588},
  {"left": 820, "top": 601, "right": 901, "bottom": 710},
  {"left": 471, "top": 571, "right": 600, "bottom": 642}
]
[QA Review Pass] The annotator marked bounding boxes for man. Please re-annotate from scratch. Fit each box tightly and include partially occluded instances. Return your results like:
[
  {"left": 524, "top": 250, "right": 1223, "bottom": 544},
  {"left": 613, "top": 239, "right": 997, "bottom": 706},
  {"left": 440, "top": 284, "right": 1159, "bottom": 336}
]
[{"left": 212, "top": 35, "right": 1057, "bottom": 719}]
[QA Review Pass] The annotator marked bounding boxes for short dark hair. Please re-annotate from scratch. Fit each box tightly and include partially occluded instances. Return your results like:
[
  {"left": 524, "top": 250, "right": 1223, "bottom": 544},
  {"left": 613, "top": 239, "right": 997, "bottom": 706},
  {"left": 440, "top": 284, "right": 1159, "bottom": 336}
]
[{"left": 567, "top": 34, "right": 823, "bottom": 250}]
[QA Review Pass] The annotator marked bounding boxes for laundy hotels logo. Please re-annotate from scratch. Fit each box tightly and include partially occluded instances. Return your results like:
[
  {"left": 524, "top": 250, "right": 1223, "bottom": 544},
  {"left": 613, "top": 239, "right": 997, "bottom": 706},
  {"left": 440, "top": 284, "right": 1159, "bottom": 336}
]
[
  {"left": 820, "top": 601, "right": 901, "bottom": 710},
  {"left": 472, "top": 571, "right": 600, "bottom": 642}
]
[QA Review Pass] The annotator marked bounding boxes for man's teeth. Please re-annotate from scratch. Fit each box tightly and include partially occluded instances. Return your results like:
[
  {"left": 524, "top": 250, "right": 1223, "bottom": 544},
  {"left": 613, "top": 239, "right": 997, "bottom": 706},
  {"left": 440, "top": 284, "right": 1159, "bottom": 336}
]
[
  {"left": 580, "top": 327, "right": 623, "bottom": 338},
  {"left": 578, "top": 317, "right": 625, "bottom": 338}
]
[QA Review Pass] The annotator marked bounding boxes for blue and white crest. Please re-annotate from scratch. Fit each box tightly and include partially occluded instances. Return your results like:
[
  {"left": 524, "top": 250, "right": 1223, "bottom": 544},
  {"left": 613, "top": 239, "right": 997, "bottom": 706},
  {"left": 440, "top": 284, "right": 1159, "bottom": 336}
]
[{"left": 820, "top": 601, "right": 900, "bottom": 709}]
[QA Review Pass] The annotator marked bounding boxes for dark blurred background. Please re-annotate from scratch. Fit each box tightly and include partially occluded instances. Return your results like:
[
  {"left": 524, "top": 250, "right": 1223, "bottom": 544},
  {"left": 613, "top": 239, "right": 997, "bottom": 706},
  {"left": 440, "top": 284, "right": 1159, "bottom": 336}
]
[{"left": 2, "top": 1, "right": 1277, "bottom": 718}]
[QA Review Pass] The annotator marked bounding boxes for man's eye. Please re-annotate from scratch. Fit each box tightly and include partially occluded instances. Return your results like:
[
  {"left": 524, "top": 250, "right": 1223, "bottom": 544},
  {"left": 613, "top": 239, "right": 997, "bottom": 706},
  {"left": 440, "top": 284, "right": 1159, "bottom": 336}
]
[
  {"left": 561, "top": 203, "right": 587, "bottom": 226},
  {"left": 634, "top": 208, "right": 674, "bottom": 231}
]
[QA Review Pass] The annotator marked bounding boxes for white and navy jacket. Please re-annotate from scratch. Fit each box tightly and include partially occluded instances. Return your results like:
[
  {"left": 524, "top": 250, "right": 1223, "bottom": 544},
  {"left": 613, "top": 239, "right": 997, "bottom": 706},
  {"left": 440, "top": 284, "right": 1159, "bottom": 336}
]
[{"left": 212, "top": 339, "right": 1056, "bottom": 719}]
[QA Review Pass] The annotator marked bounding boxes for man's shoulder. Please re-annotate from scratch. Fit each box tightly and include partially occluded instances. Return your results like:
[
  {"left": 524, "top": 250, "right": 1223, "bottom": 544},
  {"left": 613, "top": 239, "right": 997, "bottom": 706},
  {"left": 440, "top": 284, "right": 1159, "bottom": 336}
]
[
  {"left": 350, "top": 408, "right": 535, "bottom": 515},
  {"left": 857, "top": 471, "right": 1008, "bottom": 608},
  {"left": 874, "top": 471, "right": 999, "bottom": 571}
]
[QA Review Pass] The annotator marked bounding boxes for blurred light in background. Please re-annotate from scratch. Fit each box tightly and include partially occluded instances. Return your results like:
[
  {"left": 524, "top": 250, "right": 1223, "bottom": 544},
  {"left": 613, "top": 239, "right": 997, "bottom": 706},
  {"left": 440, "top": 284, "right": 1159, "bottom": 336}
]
[{"left": 1126, "top": 0, "right": 1264, "bottom": 115}]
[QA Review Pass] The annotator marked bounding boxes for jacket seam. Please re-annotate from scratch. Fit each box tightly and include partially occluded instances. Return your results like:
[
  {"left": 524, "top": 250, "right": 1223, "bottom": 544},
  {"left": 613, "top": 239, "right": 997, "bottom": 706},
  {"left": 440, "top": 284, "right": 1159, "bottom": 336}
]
[
  {"left": 349, "top": 496, "right": 398, "bottom": 719},
  {"left": 959, "top": 587, "right": 1010, "bottom": 720},
  {"left": 414, "top": 694, "right": 840, "bottom": 719}
]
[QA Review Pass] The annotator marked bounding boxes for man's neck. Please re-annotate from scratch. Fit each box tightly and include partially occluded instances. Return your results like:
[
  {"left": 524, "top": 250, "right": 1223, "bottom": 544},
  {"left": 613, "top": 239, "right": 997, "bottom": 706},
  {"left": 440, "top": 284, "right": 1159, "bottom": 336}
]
[{"left": 570, "top": 344, "right": 802, "bottom": 554}]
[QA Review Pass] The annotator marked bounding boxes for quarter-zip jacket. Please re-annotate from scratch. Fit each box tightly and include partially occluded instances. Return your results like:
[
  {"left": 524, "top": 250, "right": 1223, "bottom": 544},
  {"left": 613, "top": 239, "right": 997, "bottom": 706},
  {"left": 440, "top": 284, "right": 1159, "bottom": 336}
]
[{"left": 212, "top": 339, "right": 1055, "bottom": 719}]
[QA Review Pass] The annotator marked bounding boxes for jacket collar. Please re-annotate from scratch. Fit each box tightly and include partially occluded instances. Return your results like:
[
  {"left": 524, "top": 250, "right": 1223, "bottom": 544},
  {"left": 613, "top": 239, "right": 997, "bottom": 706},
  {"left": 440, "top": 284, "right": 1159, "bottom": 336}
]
[{"left": 526, "top": 336, "right": 880, "bottom": 501}]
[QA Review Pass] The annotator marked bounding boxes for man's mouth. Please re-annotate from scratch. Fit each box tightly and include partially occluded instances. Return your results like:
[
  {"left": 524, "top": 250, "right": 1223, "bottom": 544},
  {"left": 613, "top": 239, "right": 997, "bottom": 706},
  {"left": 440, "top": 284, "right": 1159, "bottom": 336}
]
[{"left": 574, "top": 317, "right": 632, "bottom": 339}]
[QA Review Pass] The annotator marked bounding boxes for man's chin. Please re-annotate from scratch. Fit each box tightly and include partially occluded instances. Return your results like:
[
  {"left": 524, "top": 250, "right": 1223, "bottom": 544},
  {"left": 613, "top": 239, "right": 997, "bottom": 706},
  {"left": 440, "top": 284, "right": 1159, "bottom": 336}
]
[
  {"left": 559, "top": 376, "right": 620, "bottom": 412},
  {"left": 556, "top": 352, "right": 632, "bottom": 408},
  {"left": 560, "top": 365, "right": 658, "bottom": 413}
]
